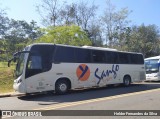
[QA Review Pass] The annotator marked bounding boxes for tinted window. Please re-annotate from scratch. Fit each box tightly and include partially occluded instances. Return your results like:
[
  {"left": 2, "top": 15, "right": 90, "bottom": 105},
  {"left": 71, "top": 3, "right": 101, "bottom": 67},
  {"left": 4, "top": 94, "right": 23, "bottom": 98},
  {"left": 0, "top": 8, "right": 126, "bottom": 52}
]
[
  {"left": 26, "top": 45, "right": 54, "bottom": 78},
  {"left": 130, "top": 54, "right": 144, "bottom": 64},
  {"left": 118, "top": 53, "right": 130, "bottom": 64},
  {"left": 106, "top": 51, "right": 119, "bottom": 64},
  {"left": 54, "top": 46, "right": 75, "bottom": 62},
  {"left": 130, "top": 54, "right": 136, "bottom": 64},
  {"left": 92, "top": 50, "right": 106, "bottom": 63},
  {"left": 27, "top": 55, "right": 42, "bottom": 69},
  {"left": 137, "top": 54, "right": 144, "bottom": 64},
  {"left": 75, "top": 48, "right": 91, "bottom": 63}
]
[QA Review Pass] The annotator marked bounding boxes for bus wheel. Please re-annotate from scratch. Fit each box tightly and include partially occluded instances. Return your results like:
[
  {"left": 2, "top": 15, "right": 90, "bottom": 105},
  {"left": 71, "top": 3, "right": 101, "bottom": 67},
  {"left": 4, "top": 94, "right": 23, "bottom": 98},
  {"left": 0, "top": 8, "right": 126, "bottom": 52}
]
[
  {"left": 123, "top": 76, "right": 131, "bottom": 86},
  {"left": 55, "top": 80, "right": 69, "bottom": 94}
]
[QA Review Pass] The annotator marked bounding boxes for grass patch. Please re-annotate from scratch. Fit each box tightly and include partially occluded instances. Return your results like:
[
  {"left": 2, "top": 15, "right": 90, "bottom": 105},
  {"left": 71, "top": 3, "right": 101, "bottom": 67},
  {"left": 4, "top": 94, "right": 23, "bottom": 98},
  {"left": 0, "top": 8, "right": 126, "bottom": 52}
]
[{"left": 0, "top": 62, "right": 15, "bottom": 93}]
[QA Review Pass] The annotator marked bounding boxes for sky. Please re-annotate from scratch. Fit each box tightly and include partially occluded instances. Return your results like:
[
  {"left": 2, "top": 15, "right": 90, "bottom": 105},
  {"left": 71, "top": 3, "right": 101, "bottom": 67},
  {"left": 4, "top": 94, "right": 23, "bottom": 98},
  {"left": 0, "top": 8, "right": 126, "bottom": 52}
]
[{"left": 0, "top": 0, "right": 160, "bottom": 27}]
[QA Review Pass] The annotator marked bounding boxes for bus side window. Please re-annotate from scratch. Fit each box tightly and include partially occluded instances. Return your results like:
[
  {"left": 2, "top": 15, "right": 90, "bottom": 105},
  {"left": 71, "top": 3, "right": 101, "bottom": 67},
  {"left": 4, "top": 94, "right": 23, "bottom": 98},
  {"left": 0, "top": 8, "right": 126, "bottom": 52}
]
[
  {"left": 92, "top": 50, "right": 106, "bottom": 63},
  {"left": 26, "top": 55, "right": 42, "bottom": 78},
  {"left": 130, "top": 54, "right": 144, "bottom": 64},
  {"left": 42, "top": 56, "right": 52, "bottom": 71},
  {"left": 75, "top": 48, "right": 91, "bottom": 63},
  {"left": 106, "top": 51, "right": 119, "bottom": 64},
  {"left": 118, "top": 53, "right": 130, "bottom": 64},
  {"left": 54, "top": 46, "right": 75, "bottom": 63},
  {"left": 28, "top": 55, "right": 42, "bottom": 69},
  {"left": 137, "top": 54, "right": 144, "bottom": 64}
]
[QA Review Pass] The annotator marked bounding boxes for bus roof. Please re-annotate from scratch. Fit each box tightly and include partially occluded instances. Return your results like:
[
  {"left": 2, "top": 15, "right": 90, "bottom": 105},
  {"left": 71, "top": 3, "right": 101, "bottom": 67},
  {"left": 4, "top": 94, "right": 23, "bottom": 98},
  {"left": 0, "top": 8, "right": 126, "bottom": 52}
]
[
  {"left": 145, "top": 56, "right": 160, "bottom": 60},
  {"left": 27, "top": 43, "right": 142, "bottom": 54},
  {"left": 82, "top": 46, "right": 117, "bottom": 51},
  {"left": 28, "top": 43, "right": 117, "bottom": 51}
]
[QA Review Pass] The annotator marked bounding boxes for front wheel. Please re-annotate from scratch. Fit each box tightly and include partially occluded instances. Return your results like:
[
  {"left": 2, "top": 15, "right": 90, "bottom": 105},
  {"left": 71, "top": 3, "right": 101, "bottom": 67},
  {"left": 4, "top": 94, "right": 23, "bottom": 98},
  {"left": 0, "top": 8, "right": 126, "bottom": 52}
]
[
  {"left": 55, "top": 80, "right": 69, "bottom": 94},
  {"left": 123, "top": 76, "right": 131, "bottom": 86}
]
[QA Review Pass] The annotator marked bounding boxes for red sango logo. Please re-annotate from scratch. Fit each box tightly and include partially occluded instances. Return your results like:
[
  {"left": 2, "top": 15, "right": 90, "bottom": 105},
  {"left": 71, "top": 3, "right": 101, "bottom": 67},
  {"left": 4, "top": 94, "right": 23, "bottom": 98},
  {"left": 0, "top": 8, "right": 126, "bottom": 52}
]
[{"left": 76, "top": 64, "right": 90, "bottom": 81}]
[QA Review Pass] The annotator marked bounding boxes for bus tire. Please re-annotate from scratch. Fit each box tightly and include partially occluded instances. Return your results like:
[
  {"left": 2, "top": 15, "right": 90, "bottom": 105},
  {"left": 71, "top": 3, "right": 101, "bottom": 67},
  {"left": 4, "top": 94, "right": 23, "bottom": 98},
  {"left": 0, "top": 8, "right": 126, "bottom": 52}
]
[
  {"left": 55, "top": 80, "right": 69, "bottom": 94},
  {"left": 123, "top": 76, "right": 131, "bottom": 86}
]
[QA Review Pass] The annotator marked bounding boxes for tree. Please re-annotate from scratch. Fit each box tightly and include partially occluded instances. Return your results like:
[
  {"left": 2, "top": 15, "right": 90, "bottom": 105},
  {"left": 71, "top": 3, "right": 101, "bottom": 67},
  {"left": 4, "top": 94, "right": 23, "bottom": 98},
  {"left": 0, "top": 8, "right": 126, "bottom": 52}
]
[
  {"left": 0, "top": 6, "right": 43, "bottom": 61},
  {"left": 36, "top": 0, "right": 101, "bottom": 46},
  {"left": 36, "top": 0, "right": 62, "bottom": 26},
  {"left": 87, "top": 21, "right": 104, "bottom": 46},
  {"left": 37, "top": 0, "right": 98, "bottom": 28},
  {"left": 58, "top": 1, "right": 99, "bottom": 46},
  {"left": 27, "top": 20, "right": 44, "bottom": 41},
  {"left": 0, "top": 7, "right": 10, "bottom": 61},
  {"left": 37, "top": 25, "right": 92, "bottom": 46},
  {"left": 4, "top": 19, "right": 43, "bottom": 52},
  {"left": 125, "top": 24, "right": 160, "bottom": 57},
  {"left": 75, "top": 1, "right": 98, "bottom": 31},
  {"left": 101, "top": 0, "right": 131, "bottom": 48},
  {"left": 0, "top": 7, "right": 9, "bottom": 38},
  {"left": 58, "top": 3, "right": 77, "bottom": 25}
]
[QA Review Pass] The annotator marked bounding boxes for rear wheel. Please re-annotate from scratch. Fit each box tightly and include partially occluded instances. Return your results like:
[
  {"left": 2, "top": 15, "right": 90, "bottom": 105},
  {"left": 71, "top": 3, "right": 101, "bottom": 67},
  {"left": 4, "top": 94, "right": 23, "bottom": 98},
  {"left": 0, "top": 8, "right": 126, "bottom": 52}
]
[
  {"left": 123, "top": 76, "right": 131, "bottom": 86},
  {"left": 55, "top": 80, "right": 69, "bottom": 94}
]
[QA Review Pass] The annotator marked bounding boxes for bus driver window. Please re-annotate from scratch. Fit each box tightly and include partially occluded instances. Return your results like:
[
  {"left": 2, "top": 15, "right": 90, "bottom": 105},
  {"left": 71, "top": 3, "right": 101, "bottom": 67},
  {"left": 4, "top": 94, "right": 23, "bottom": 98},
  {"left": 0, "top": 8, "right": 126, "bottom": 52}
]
[{"left": 28, "top": 55, "right": 42, "bottom": 69}]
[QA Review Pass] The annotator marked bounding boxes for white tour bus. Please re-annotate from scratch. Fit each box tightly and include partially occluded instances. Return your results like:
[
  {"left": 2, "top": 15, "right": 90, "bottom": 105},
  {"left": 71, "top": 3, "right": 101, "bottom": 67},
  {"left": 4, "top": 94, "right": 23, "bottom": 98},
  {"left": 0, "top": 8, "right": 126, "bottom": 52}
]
[
  {"left": 8, "top": 43, "right": 146, "bottom": 94},
  {"left": 145, "top": 56, "right": 160, "bottom": 81}
]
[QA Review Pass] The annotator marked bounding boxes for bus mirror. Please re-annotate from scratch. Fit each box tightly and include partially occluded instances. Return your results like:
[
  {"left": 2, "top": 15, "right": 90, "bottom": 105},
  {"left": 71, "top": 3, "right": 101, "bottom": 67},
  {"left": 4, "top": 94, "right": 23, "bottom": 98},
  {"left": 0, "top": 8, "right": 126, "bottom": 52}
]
[
  {"left": 8, "top": 57, "right": 16, "bottom": 67},
  {"left": 8, "top": 61, "right": 10, "bottom": 67},
  {"left": 8, "top": 58, "right": 13, "bottom": 67},
  {"left": 13, "top": 57, "right": 17, "bottom": 62}
]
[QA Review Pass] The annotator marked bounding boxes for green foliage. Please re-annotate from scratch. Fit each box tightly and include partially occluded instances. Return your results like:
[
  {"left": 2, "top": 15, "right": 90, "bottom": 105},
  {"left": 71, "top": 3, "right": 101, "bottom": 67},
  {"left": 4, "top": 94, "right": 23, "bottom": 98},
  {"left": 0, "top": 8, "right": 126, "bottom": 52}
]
[
  {"left": 0, "top": 62, "right": 14, "bottom": 93},
  {"left": 122, "top": 24, "right": 160, "bottom": 57},
  {"left": 101, "top": 0, "right": 131, "bottom": 47},
  {"left": 0, "top": 1, "right": 160, "bottom": 60},
  {"left": 0, "top": 17, "right": 43, "bottom": 61},
  {"left": 37, "top": 25, "right": 92, "bottom": 46}
]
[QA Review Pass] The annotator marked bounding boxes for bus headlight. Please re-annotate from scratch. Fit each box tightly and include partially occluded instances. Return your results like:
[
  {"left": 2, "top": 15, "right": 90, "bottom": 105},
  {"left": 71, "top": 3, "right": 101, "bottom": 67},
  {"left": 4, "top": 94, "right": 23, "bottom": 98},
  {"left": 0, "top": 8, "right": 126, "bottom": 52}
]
[
  {"left": 17, "top": 79, "right": 22, "bottom": 83},
  {"left": 154, "top": 74, "right": 158, "bottom": 77}
]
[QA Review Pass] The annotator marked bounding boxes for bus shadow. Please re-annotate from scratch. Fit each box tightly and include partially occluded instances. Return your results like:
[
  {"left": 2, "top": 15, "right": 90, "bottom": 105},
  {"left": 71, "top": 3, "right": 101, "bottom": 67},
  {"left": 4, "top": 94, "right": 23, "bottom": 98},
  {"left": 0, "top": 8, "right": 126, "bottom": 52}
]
[
  {"left": 18, "top": 82, "right": 160, "bottom": 105},
  {"left": 144, "top": 80, "right": 160, "bottom": 83}
]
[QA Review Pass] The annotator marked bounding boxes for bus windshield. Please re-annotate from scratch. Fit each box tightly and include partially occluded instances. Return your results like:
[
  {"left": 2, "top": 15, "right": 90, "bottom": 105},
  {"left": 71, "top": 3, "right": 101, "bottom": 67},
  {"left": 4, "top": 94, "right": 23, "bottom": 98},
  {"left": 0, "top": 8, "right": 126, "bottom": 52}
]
[
  {"left": 15, "top": 53, "right": 25, "bottom": 77},
  {"left": 145, "top": 59, "right": 159, "bottom": 74}
]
